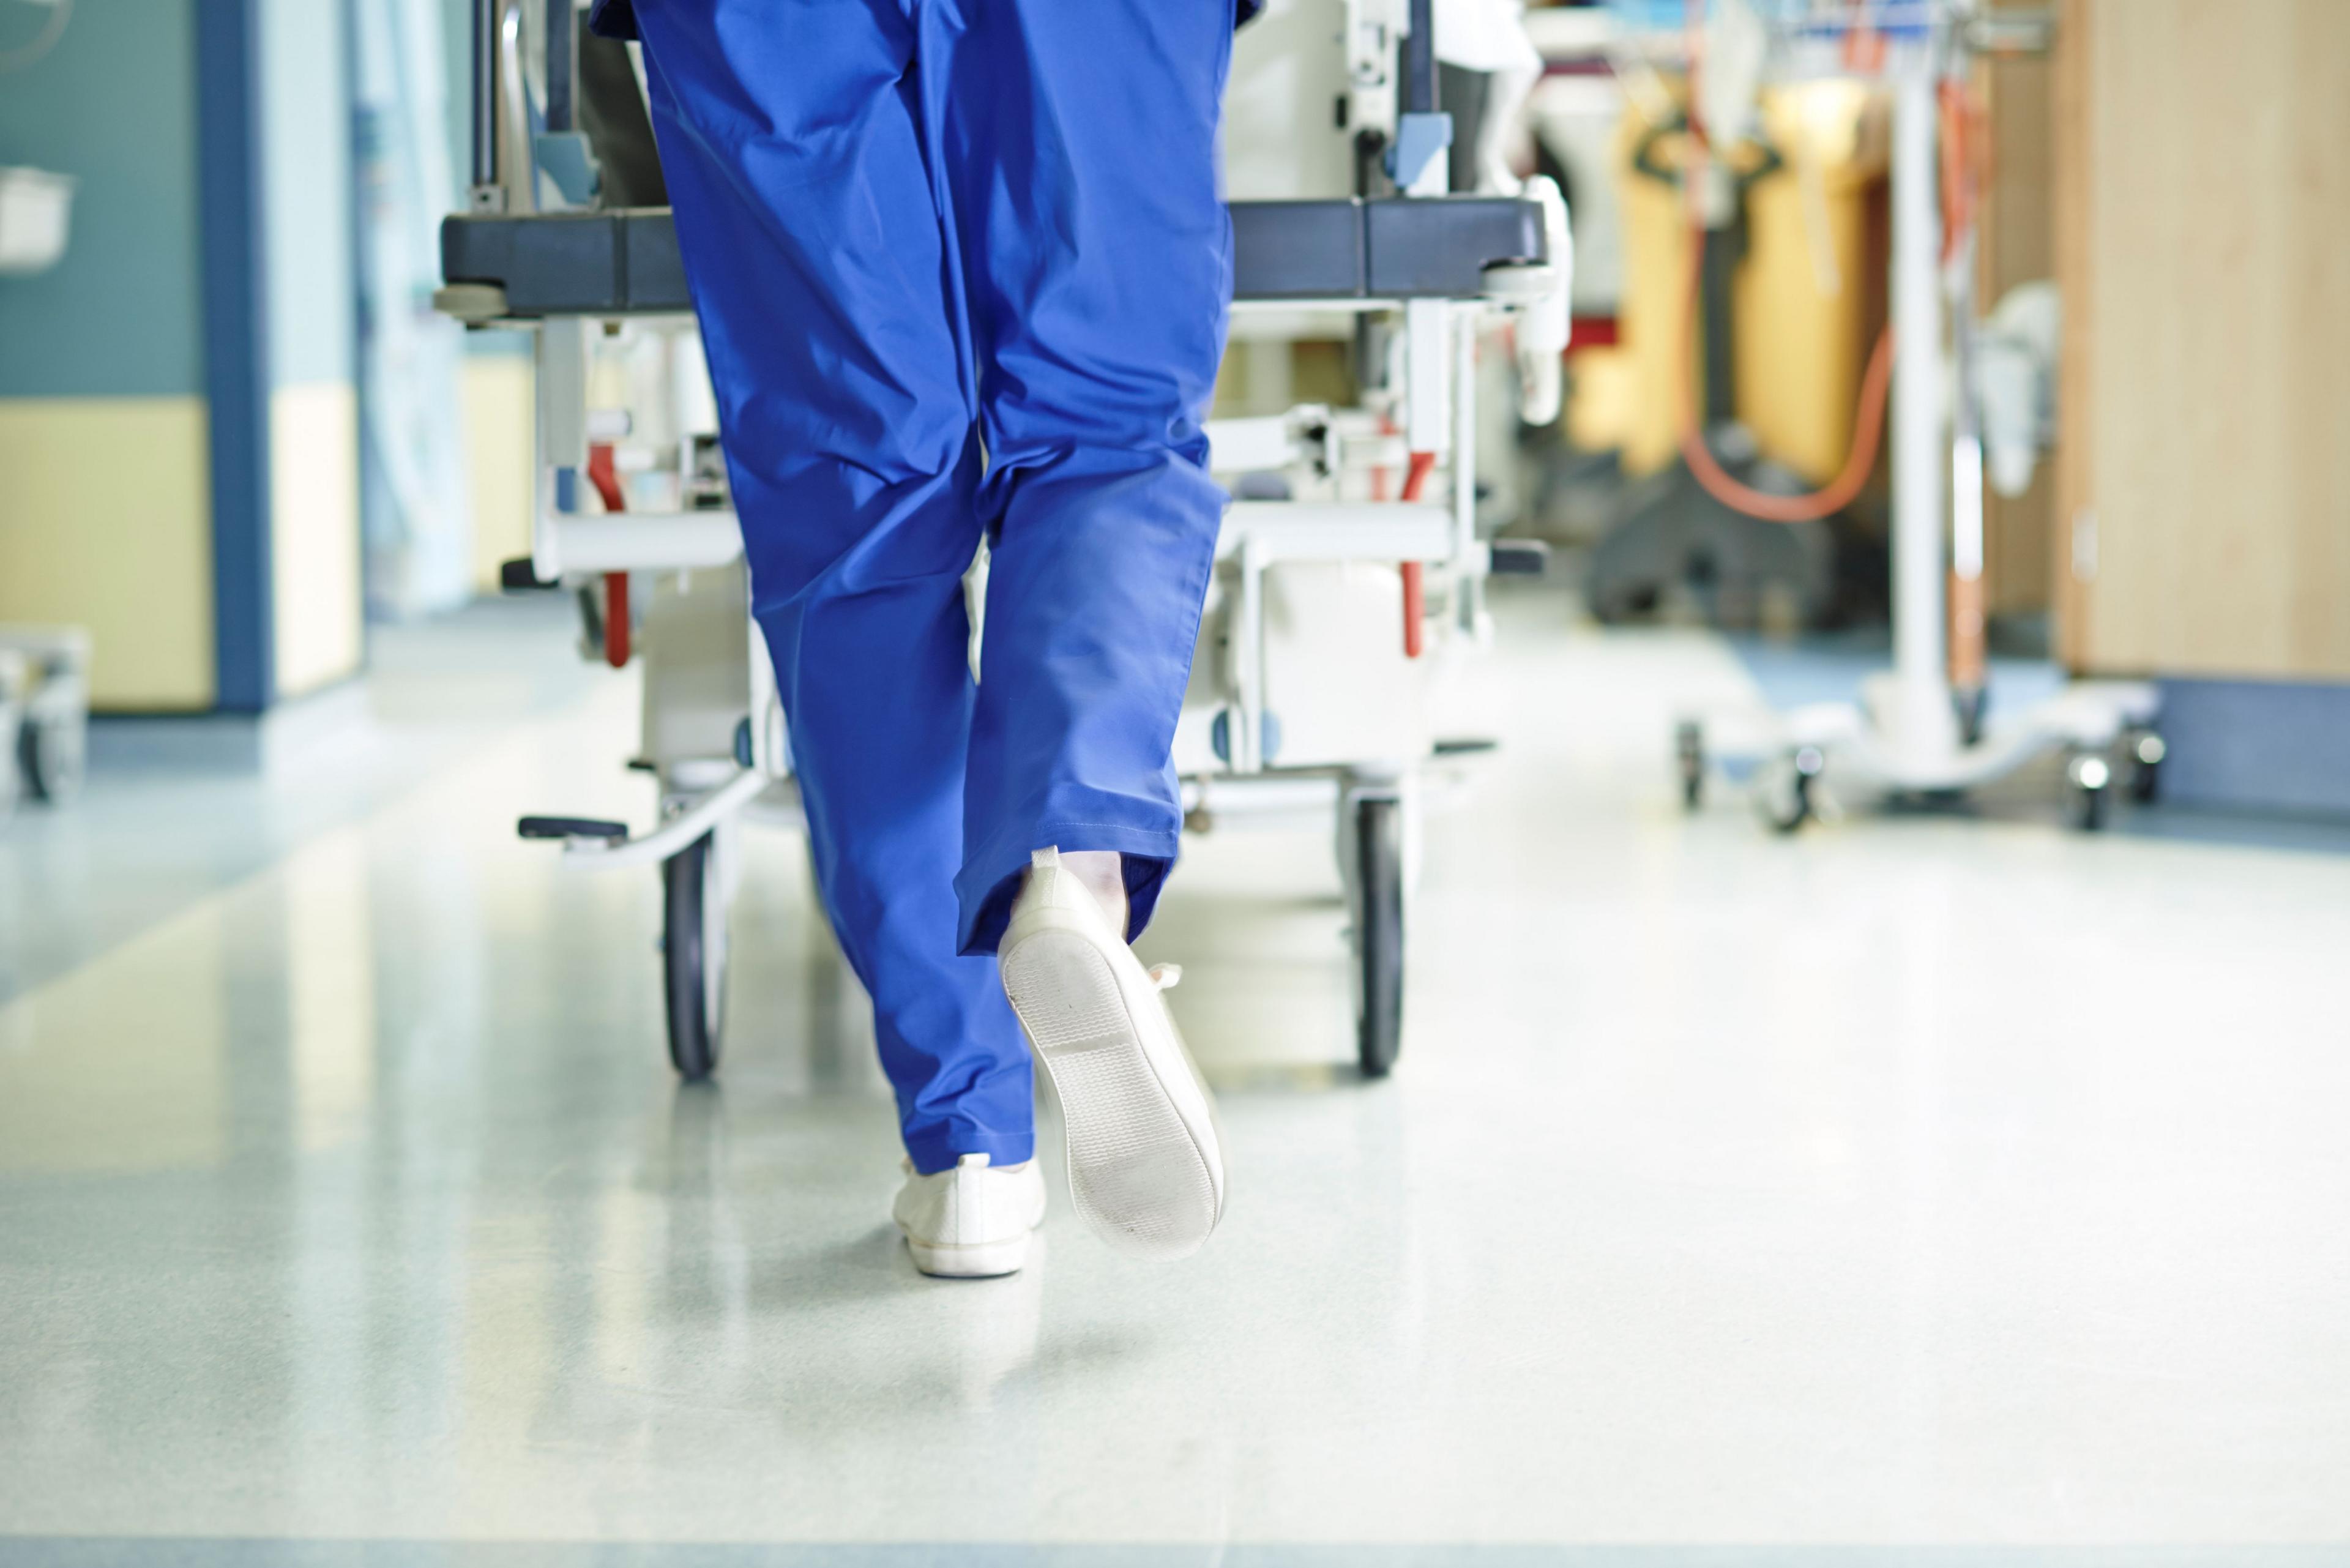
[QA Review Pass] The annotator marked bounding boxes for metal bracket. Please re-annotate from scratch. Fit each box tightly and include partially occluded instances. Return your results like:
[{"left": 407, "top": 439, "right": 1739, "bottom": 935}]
[{"left": 1386, "top": 112, "right": 1453, "bottom": 192}]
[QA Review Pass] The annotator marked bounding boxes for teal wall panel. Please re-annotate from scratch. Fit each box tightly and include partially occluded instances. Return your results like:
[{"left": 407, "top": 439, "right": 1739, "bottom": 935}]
[
  {"left": 0, "top": 1, "right": 206, "bottom": 399},
  {"left": 259, "top": 0, "right": 356, "bottom": 389},
  {"left": 440, "top": 0, "right": 472, "bottom": 201}
]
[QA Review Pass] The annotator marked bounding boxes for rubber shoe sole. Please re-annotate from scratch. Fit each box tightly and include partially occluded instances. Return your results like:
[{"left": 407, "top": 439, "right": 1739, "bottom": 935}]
[
  {"left": 904, "top": 1232, "right": 1032, "bottom": 1279},
  {"left": 1000, "top": 924, "right": 1225, "bottom": 1261}
]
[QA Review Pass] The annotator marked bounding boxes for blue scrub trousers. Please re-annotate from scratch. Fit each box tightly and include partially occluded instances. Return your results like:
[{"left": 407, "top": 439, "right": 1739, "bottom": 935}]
[{"left": 630, "top": 0, "right": 1234, "bottom": 1174}]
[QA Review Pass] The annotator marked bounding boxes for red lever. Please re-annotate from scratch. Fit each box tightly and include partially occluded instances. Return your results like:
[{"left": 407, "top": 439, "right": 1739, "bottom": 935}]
[{"left": 586, "top": 444, "right": 630, "bottom": 669}]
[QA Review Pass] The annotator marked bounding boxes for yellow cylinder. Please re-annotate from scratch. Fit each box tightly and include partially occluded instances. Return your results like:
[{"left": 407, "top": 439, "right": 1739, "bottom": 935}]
[{"left": 1611, "top": 81, "right": 1889, "bottom": 484}]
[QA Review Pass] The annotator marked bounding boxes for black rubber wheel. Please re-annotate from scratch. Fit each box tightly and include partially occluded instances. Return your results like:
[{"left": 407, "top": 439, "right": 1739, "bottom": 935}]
[
  {"left": 1774, "top": 771, "right": 1813, "bottom": 834},
  {"left": 662, "top": 831, "right": 726, "bottom": 1080},
  {"left": 2127, "top": 729, "right": 2165, "bottom": 804},
  {"left": 1353, "top": 795, "right": 1406, "bottom": 1079},
  {"left": 1760, "top": 747, "right": 1822, "bottom": 834},
  {"left": 1675, "top": 720, "right": 1705, "bottom": 810},
  {"left": 12, "top": 722, "right": 37, "bottom": 804},
  {"left": 2067, "top": 752, "right": 2113, "bottom": 832},
  {"left": 20, "top": 715, "right": 83, "bottom": 804},
  {"left": 1954, "top": 686, "right": 1988, "bottom": 749},
  {"left": 2073, "top": 780, "right": 2109, "bottom": 832}
]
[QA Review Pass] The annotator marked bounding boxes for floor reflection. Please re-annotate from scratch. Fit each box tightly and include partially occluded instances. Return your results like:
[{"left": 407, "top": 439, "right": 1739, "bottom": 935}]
[{"left": 3, "top": 599, "right": 2349, "bottom": 1544}]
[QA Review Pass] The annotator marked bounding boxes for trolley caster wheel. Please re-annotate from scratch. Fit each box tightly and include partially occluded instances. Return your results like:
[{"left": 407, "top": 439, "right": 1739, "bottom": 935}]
[
  {"left": 2125, "top": 728, "right": 2165, "bottom": 804},
  {"left": 661, "top": 831, "right": 728, "bottom": 1080},
  {"left": 18, "top": 714, "right": 84, "bottom": 804},
  {"left": 1349, "top": 794, "right": 1406, "bottom": 1079},
  {"left": 1758, "top": 745, "right": 1825, "bottom": 834},
  {"left": 2066, "top": 752, "right": 2113, "bottom": 832},
  {"left": 1954, "top": 685, "right": 1988, "bottom": 749},
  {"left": 1674, "top": 720, "right": 1706, "bottom": 811}
]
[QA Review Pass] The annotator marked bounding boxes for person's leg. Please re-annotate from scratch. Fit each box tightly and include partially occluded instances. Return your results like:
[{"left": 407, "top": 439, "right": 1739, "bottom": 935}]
[
  {"left": 633, "top": 0, "right": 1032, "bottom": 1174},
  {"left": 917, "top": 0, "right": 1237, "bottom": 1259},
  {"left": 923, "top": 0, "right": 1238, "bottom": 955}
]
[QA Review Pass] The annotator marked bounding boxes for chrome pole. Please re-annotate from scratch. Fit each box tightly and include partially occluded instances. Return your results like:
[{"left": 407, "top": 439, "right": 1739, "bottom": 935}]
[{"left": 469, "top": 0, "right": 503, "bottom": 207}]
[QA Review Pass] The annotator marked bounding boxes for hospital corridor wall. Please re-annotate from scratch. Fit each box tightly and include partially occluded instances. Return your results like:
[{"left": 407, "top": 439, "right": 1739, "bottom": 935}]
[{"left": 0, "top": 0, "right": 360, "bottom": 717}]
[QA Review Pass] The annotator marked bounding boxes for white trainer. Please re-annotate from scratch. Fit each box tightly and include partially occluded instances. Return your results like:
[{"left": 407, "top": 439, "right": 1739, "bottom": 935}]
[
  {"left": 893, "top": 1153, "right": 1048, "bottom": 1278},
  {"left": 997, "top": 847, "right": 1227, "bottom": 1260}
]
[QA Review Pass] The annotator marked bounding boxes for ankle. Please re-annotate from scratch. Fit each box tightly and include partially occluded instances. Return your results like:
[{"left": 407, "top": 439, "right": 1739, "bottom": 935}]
[{"left": 1054, "top": 849, "right": 1128, "bottom": 939}]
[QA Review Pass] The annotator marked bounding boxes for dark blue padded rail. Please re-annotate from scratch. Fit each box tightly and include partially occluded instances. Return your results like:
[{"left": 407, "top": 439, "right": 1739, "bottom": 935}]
[{"left": 440, "top": 196, "right": 1546, "bottom": 319}]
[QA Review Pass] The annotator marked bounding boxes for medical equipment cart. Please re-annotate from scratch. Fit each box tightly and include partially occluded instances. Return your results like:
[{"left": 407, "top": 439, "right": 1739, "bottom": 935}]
[{"left": 1614, "top": 0, "right": 2160, "bottom": 830}]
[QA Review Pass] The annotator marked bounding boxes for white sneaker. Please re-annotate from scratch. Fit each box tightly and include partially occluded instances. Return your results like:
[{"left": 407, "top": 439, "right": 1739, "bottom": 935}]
[
  {"left": 997, "top": 847, "right": 1227, "bottom": 1260},
  {"left": 893, "top": 1153, "right": 1048, "bottom": 1278}
]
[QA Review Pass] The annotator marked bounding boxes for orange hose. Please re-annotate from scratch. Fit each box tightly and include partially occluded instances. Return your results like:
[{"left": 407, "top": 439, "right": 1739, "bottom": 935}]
[
  {"left": 1938, "top": 81, "right": 1985, "bottom": 266},
  {"left": 1673, "top": 15, "right": 1897, "bottom": 528},
  {"left": 1939, "top": 80, "right": 1990, "bottom": 695},
  {"left": 1370, "top": 413, "right": 1399, "bottom": 501},
  {"left": 1398, "top": 449, "right": 1436, "bottom": 501},
  {"left": 1676, "top": 208, "right": 1897, "bottom": 523},
  {"left": 1948, "top": 569, "right": 1986, "bottom": 690},
  {"left": 1397, "top": 450, "right": 1438, "bottom": 659}
]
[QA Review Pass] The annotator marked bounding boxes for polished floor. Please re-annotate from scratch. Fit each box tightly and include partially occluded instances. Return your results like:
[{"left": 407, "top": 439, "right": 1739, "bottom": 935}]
[{"left": 3, "top": 590, "right": 2348, "bottom": 1563}]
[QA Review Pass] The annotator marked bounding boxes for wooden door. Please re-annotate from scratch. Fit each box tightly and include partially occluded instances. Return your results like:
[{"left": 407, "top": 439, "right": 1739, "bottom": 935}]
[{"left": 2055, "top": 0, "right": 2350, "bottom": 679}]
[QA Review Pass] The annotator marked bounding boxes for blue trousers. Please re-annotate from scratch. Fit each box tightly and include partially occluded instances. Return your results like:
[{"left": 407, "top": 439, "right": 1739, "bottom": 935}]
[{"left": 633, "top": 0, "right": 1234, "bottom": 1173}]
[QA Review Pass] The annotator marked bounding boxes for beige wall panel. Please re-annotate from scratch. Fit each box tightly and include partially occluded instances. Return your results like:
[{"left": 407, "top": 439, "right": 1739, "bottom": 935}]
[
  {"left": 2053, "top": 0, "right": 2093, "bottom": 662},
  {"left": 1985, "top": 467, "right": 2054, "bottom": 619},
  {"left": 1979, "top": 0, "right": 2056, "bottom": 618},
  {"left": 464, "top": 355, "right": 536, "bottom": 595},
  {"left": 2064, "top": 0, "right": 2350, "bottom": 679},
  {"left": 270, "top": 381, "right": 364, "bottom": 698},
  {"left": 2280, "top": 3, "right": 2350, "bottom": 676},
  {"left": 0, "top": 397, "right": 216, "bottom": 710}
]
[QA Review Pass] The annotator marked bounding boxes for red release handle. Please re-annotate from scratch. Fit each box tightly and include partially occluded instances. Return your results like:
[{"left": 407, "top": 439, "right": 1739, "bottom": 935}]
[{"left": 586, "top": 444, "right": 630, "bottom": 669}]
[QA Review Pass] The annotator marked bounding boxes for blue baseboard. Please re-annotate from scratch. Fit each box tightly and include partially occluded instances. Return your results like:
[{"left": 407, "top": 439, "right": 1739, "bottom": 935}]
[
  {"left": 86, "top": 679, "right": 367, "bottom": 774},
  {"left": 2155, "top": 677, "right": 2350, "bottom": 821}
]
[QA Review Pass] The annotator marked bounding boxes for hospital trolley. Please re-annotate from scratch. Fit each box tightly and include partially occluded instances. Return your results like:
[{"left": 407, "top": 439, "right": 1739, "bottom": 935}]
[{"left": 438, "top": 0, "right": 1567, "bottom": 1081}]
